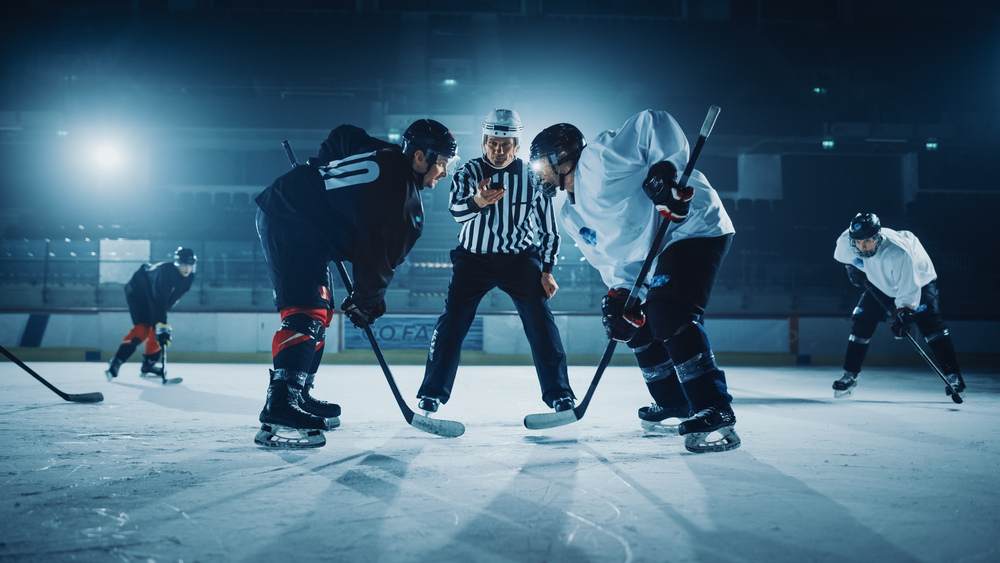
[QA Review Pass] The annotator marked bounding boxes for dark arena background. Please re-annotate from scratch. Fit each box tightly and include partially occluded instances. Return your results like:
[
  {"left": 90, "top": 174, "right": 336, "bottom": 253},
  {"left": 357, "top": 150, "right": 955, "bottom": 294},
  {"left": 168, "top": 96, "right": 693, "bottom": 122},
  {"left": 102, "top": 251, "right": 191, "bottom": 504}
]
[{"left": 1, "top": 2, "right": 999, "bottom": 562}]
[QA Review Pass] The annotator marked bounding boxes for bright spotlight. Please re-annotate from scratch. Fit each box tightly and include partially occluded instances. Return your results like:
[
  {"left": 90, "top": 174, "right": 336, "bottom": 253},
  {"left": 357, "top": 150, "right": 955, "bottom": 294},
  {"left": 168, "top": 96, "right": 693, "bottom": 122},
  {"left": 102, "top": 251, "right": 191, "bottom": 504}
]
[
  {"left": 91, "top": 142, "right": 124, "bottom": 173},
  {"left": 442, "top": 78, "right": 457, "bottom": 86}
]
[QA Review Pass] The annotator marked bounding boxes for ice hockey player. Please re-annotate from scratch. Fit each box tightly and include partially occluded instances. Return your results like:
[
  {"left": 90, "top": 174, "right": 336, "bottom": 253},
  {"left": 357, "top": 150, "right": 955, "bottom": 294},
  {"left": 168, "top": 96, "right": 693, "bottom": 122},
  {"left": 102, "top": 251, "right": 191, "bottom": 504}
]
[
  {"left": 105, "top": 247, "right": 196, "bottom": 381},
  {"left": 416, "top": 109, "right": 574, "bottom": 415},
  {"left": 253, "top": 120, "right": 458, "bottom": 448},
  {"left": 528, "top": 110, "right": 739, "bottom": 453},
  {"left": 832, "top": 212, "right": 965, "bottom": 398}
]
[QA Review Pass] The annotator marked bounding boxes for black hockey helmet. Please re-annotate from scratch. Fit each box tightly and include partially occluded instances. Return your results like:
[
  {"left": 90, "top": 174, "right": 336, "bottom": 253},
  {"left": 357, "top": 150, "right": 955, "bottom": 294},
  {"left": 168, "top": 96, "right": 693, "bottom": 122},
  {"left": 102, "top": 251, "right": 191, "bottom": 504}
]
[
  {"left": 848, "top": 212, "right": 881, "bottom": 240},
  {"left": 529, "top": 124, "right": 586, "bottom": 198},
  {"left": 174, "top": 247, "right": 197, "bottom": 265},
  {"left": 402, "top": 119, "right": 458, "bottom": 168},
  {"left": 848, "top": 212, "right": 882, "bottom": 257}
]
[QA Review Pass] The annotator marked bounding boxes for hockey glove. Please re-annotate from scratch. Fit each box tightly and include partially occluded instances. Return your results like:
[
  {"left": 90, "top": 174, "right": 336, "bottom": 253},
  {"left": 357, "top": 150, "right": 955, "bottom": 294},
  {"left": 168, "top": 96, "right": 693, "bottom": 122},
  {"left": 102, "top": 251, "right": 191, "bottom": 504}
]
[
  {"left": 642, "top": 160, "right": 693, "bottom": 223},
  {"left": 845, "top": 265, "right": 867, "bottom": 289},
  {"left": 601, "top": 288, "right": 646, "bottom": 342},
  {"left": 341, "top": 296, "right": 387, "bottom": 329},
  {"left": 155, "top": 322, "right": 172, "bottom": 347},
  {"left": 890, "top": 308, "right": 915, "bottom": 339}
]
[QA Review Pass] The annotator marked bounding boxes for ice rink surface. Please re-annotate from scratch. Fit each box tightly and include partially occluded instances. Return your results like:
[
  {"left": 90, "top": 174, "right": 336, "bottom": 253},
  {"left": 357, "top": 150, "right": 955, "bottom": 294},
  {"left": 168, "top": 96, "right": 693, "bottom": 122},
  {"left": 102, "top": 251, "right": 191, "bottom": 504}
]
[{"left": 0, "top": 361, "right": 997, "bottom": 563}]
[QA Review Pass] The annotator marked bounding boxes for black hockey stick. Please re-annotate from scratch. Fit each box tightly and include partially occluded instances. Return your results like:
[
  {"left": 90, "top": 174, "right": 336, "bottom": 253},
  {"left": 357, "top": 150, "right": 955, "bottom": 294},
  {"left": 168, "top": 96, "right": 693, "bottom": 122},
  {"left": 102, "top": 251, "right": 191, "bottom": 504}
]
[
  {"left": 158, "top": 344, "right": 182, "bottom": 385},
  {"left": 281, "top": 140, "right": 465, "bottom": 438},
  {"left": 524, "top": 105, "right": 722, "bottom": 430},
  {"left": 862, "top": 284, "right": 963, "bottom": 404},
  {"left": 0, "top": 344, "right": 104, "bottom": 403}
]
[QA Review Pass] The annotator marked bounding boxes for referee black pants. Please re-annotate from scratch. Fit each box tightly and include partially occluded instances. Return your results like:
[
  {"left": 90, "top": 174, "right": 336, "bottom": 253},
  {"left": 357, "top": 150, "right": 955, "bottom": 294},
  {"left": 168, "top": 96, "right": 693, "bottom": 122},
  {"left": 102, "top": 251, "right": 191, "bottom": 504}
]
[{"left": 417, "top": 247, "right": 574, "bottom": 406}]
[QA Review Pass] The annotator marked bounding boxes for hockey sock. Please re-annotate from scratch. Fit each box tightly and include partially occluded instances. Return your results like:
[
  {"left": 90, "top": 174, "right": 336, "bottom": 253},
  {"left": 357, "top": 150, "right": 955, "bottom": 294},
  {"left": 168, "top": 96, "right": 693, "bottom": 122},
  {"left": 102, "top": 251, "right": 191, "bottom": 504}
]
[
  {"left": 843, "top": 334, "right": 871, "bottom": 374},
  {"left": 633, "top": 340, "right": 689, "bottom": 409},
  {"left": 272, "top": 307, "right": 330, "bottom": 373},
  {"left": 924, "top": 329, "right": 960, "bottom": 375},
  {"left": 667, "top": 322, "right": 732, "bottom": 410}
]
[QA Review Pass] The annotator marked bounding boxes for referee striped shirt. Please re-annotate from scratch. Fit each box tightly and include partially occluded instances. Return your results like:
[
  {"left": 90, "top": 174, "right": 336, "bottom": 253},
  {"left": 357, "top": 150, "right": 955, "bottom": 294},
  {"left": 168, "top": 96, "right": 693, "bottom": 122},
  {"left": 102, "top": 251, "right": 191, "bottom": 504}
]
[{"left": 449, "top": 157, "right": 560, "bottom": 272}]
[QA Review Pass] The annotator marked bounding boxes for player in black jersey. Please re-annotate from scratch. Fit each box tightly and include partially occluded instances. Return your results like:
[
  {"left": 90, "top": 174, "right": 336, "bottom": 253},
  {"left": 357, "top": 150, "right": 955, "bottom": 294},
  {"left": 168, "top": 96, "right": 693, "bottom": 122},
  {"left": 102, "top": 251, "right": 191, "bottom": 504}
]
[
  {"left": 253, "top": 120, "right": 458, "bottom": 448},
  {"left": 105, "top": 247, "right": 196, "bottom": 381}
]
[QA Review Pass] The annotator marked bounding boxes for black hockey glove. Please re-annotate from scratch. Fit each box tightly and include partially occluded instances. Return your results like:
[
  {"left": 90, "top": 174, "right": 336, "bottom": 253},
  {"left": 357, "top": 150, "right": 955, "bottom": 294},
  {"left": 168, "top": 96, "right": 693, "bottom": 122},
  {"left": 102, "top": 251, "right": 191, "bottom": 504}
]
[
  {"left": 341, "top": 295, "right": 387, "bottom": 329},
  {"left": 642, "top": 160, "right": 693, "bottom": 223},
  {"left": 601, "top": 288, "right": 646, "bottom": 342},
  {"left": 155, "top": 322, "right": 172, "bottom": 347},
  {"left": 845, "top": 265, "right": 867, "bottom": 289},
  {"left": 890, "top": 308, "right": 915, "bottom": 339}
]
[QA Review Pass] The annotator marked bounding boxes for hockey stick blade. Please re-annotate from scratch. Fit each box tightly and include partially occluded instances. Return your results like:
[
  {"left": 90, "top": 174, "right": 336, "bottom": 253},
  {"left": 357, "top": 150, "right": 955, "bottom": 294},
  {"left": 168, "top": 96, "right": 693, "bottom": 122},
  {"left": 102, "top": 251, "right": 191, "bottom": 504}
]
[
  {"left": 523, "top": 409, "right": 579, "bottom": 430},
  {"left": 0, "top": 344, "right": 104, "bottom": 404},
  {"left": 409, "top": 412, "right": 465, "bottom": 438},
  {"left": 65, "top": 391, "right": 105, "bottom": 403}
]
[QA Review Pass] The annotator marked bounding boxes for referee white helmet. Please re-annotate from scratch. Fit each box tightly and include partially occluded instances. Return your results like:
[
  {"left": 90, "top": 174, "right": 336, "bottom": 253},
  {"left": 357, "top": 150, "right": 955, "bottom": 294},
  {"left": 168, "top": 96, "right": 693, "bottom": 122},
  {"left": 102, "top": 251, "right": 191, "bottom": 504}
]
[{"left": 482, "top": 109, "right": 523, "bottom": 139}]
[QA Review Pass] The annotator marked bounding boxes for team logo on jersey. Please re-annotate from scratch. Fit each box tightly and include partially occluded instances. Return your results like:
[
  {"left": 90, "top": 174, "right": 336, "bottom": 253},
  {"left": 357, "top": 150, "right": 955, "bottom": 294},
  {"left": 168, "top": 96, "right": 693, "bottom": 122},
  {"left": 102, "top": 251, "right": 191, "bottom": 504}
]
[
  {"left": 579, "top": 227, "right": 598, "bottom": 246},
  {"left": 650, "top": 274, "right": 670, "bottom": 288}
]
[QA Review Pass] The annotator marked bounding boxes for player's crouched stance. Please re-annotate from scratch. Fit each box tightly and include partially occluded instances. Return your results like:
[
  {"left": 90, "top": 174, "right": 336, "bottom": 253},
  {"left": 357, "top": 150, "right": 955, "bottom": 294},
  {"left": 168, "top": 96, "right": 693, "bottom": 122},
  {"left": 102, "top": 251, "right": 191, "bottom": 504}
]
[
  {"left": 529, "top": 111, "right": 740, "bottom": 453},
  {"left": 253, "top": 120, "right": 458, "bottom": 448},
  {"left": 832, "top": 212, "right": 965, "bottom": 398}
]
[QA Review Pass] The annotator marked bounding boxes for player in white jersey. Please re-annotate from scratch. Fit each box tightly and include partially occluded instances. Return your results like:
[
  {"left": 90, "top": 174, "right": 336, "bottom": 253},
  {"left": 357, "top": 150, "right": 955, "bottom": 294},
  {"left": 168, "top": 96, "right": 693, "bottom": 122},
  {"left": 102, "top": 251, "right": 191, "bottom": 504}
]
[
  {"left": 832, "top": 212, "right": 965, "bottom": 397},
  {"left": 528, "top": 110, "right": 739, "bottom": 453}
]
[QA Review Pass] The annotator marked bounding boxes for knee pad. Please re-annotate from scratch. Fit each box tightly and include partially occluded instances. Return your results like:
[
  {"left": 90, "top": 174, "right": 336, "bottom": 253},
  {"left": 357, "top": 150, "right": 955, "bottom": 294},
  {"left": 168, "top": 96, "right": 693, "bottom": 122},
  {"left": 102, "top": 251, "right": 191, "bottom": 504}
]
[
  {"left": 646, "top": 300, "right": 702, "bottom": 342},
  {"left": 274, "top": 309, "right": 328, "bottom": 358},
  {"left": 279, "top": 308, "right": 330, "bottom": 338}
]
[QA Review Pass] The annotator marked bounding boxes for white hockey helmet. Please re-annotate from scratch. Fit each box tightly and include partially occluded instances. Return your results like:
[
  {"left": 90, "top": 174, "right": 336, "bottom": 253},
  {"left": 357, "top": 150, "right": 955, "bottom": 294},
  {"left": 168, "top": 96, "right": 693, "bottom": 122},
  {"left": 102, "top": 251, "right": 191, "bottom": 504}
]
[{"left": 482, "top": 109, "right": 523, "bottom": 139}]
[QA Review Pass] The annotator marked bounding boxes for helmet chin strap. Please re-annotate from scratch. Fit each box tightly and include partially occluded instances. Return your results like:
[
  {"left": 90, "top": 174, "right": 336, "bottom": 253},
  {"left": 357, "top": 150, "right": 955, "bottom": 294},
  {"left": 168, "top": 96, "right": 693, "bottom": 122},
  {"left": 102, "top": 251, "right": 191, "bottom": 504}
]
[{"left": 557, "top": 158, "right": 579, "bottom": 204}]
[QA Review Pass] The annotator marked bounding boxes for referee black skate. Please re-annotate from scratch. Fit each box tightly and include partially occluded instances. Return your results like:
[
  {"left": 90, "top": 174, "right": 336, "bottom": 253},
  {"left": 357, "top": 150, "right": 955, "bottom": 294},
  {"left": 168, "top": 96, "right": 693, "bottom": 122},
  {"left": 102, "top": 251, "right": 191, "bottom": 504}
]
[{"left": 416, "top": 109, "right": 575, "bottom": 414}]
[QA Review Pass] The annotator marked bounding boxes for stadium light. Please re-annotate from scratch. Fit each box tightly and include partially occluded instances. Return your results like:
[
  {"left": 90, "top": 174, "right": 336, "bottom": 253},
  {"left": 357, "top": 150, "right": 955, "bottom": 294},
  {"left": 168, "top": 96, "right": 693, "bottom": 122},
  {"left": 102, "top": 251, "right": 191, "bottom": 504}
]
[
  {"left": 442, "top": 78, "right": 457, "bottom": 86},
  {"left": 821, "top": 138, "right": 835, "bottom": 150},
  {"left": 925, "top": 138, "right": 939, "bottom": 151},
  {"left": 91, "top": 142, "right": 125, "bottom": 173}
]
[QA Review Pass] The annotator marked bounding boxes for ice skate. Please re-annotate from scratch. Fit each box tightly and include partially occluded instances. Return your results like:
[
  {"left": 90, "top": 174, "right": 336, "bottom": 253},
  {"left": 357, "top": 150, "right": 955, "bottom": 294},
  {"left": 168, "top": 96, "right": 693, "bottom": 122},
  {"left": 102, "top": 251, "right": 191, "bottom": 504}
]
[
  {"left": 550, "top": 396, "right": 575, "bottom": 413},
  {"left": 833, "top": 371, "right": 858, "bottom": 398},
  {"left": 300, "top": 373, "right": 341, "bottom": 430},
  {"left": 139, "top": 353, "right": 165, "bottom": 379},
  {"left": 139, "top": 352, "right": 182, "bottom": 385},
  {"left": 638, "top": 403, "right": 691, "bottom": 435},
  {"left": 944, "top": 373, "right": 966, "bottom": 396},
  {"left": 678, "top": 405, "right": 741, "bottom": 453},
  {"left": 105, "top": 358, "right": 122, "bottom": 382},
  {"left": 254, "top": 369, "right": 327, "bottom": 449},
  {"left": 418, "top": 396, "right": 440, "bottom": 415}
]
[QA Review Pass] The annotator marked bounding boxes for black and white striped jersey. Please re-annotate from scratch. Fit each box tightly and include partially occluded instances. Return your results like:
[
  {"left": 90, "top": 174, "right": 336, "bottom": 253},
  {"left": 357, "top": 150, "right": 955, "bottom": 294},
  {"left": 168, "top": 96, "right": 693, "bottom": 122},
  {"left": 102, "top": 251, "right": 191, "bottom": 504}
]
[{"left": 449, "top": 157, "right": 560, "bottom": 272}]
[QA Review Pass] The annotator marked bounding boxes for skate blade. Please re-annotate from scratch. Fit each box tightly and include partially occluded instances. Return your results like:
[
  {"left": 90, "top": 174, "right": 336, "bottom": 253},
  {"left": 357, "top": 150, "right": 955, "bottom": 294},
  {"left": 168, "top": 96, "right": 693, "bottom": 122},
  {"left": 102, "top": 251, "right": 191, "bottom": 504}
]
[
  {"left": 833, "top": 388, "right": 854, "bottom": 399},
  {"left": 325, "top": 416, "right": 341, "bottom": 430},
  {"left": 683, "top": 426, "right": 741, "bottom": 454},
  {"left": 139, "top": 372, "right": 162, "bottom": 380},
  {"left": 254, "top": 424, "right": 325, "bottom": 449},
  {"left": 105, "top": 370, "right": 116, "bottom": 382},
  {"left": 640, "top": 419, "right": 680, "bottom": 435}
]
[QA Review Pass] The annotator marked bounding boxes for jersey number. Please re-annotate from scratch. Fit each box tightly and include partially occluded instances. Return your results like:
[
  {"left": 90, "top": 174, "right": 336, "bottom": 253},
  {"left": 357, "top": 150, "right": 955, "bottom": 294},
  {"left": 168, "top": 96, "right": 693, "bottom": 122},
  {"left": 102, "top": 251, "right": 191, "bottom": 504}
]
[{"left": 320, "top": 151, "right": 380, "bottom": 191}]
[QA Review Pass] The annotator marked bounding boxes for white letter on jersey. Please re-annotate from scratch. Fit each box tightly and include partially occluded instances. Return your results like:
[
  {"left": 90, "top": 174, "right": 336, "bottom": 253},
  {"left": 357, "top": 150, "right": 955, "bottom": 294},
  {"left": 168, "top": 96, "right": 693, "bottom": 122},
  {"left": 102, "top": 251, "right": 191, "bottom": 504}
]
[{"left": 320, "top": 151, "right": 380, "bottom": 191}]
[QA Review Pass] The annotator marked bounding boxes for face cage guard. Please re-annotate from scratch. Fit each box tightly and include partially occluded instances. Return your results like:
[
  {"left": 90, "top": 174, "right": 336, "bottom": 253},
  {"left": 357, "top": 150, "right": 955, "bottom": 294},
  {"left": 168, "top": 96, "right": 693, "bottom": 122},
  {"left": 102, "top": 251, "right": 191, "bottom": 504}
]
[{"left": 851, "top": 233, "right": 883, "bottom": 258}]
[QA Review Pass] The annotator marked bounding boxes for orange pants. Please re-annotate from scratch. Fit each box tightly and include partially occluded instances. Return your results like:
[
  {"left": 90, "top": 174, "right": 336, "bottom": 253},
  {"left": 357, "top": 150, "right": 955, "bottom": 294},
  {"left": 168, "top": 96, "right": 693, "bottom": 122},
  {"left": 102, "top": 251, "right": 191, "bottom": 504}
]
[{"left": 123, "top": 324, "right": 162, "bottom": 356}]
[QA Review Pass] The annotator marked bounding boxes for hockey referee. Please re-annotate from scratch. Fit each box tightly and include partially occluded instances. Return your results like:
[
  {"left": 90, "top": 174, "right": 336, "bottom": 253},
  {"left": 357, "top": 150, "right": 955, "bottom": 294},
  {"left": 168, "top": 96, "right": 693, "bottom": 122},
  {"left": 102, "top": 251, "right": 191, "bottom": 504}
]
[{"left": 416, "top": 109, "right": 575, "bottom": 414}]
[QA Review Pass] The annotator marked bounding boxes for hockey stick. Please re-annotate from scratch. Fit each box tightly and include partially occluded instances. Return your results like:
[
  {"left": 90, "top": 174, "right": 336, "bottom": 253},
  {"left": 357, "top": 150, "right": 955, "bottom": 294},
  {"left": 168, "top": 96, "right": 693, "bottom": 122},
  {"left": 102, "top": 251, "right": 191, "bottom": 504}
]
[
  {"left": 0, "top": 344, "right": 104, "bottom": 403},
  {"left": 158, "top": 345, "right": 182, "bottom": 385},
  {"left": 524, "top": 105, "right": 722, "bottom": 430},
  {"left": 281, "top": 140, "right": 465, "bottom": 437},
  {"left": 862, "top": 284, "right": 963, "bottom": 404}
]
